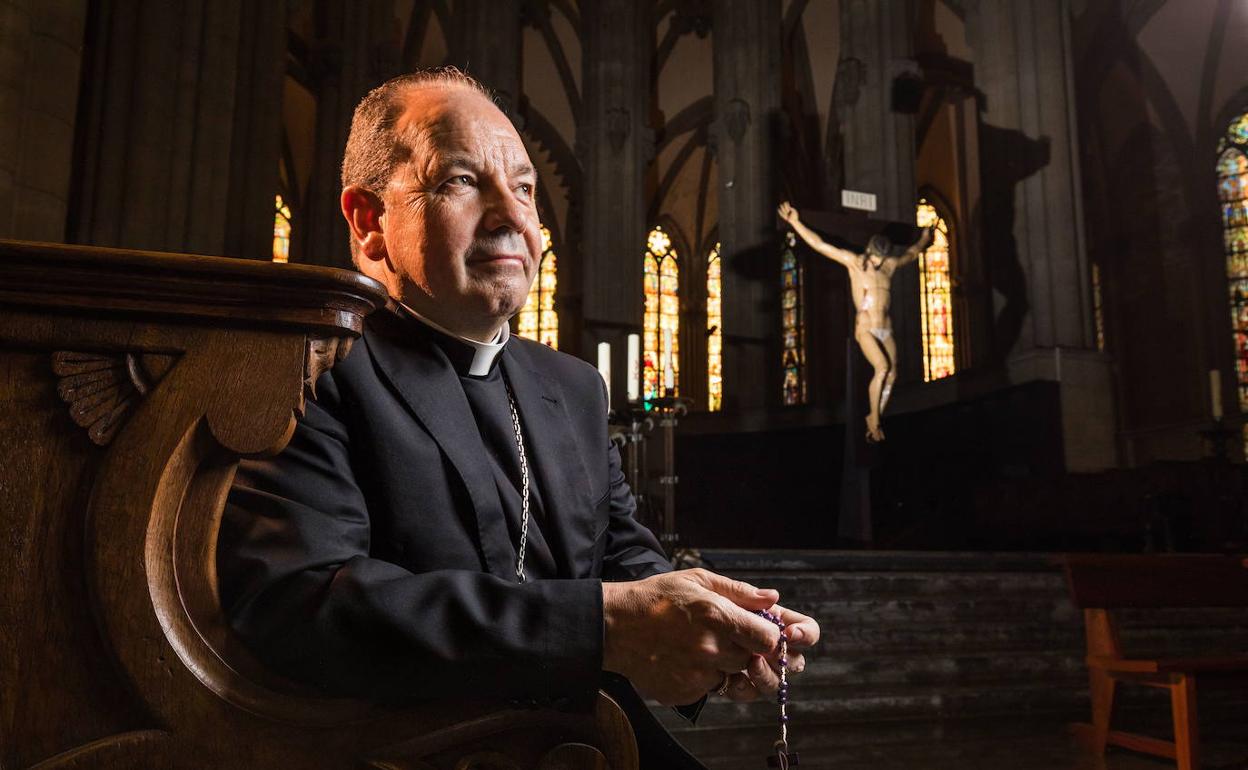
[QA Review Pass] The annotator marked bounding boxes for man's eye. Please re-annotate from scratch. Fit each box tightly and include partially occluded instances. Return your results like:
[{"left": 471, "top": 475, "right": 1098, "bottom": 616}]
[
  {"left": 444, "top": 175, "right": 474, "bottom": 188},
  {"left": 518, "top": 183, "right": 533, "bottom": 197}
]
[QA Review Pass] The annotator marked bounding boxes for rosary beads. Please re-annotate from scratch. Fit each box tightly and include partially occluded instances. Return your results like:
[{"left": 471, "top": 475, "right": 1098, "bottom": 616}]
[{"left": 759, "top": 609, "right": 799, "bottom": 768}]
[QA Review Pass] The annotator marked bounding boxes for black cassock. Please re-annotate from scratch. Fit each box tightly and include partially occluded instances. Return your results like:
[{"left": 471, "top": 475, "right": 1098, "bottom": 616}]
[{"left": 218, "top": 305, "right": 704, "bottom": 767}]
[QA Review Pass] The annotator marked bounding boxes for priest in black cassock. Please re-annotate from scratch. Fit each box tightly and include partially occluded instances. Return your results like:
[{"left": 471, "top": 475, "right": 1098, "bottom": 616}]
[{"left": 217, "top": 67, "right": 819, "bottom": 767}]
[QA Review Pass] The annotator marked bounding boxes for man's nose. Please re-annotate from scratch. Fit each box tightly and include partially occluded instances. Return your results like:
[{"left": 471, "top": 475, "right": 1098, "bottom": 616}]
[{"left": 481, "top": 182, "right": 530, "bottom": 235}]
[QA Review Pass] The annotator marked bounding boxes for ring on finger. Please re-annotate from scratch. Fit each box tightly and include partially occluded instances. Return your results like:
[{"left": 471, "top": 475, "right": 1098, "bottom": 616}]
[{"left": 714, "top": 674, "right": 731, "bottom": 697}]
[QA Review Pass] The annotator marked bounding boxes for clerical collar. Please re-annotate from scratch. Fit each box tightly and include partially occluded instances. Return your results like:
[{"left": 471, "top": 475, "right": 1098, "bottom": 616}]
[{"left": 397, "top": 302, "right": 508, "bottom": 377}]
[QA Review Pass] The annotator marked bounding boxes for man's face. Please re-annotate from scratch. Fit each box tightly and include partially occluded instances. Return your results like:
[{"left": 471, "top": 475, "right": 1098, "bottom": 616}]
[{"left": 379, "top": 87, "right": 541, "bottom": 338}]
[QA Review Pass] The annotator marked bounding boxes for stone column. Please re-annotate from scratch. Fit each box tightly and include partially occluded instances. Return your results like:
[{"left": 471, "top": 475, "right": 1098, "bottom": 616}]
[
  {"left": 711, "top": 0, "right": 782, "bottom": 411},
  {"left": 224, "top": 1, "right": 289, "bottom": 259},
  {"left": 301, "top": 0, "right": 399, "bottom": 268},
  {"left": 579, "top": 0, "right": 651, "bottom": 396},
  {"left": 72, "top": 0, "right": 286, "bottom": 259},
  {"left": 446, "top": 0, "right": 522, "bottom": 117},
  {"left": 969, "top": 0, "right": 1117, "bottom": 471},
  {"left": 0, "top": 0, "right": 88, "bottom": 241},
  {"left": 837, "top": 0, "right": 923, "bottom": 386}
]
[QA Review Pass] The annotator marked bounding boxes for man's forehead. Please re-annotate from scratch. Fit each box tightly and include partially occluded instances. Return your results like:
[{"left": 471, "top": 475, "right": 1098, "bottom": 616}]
[{"left": 396, "top": 86, "right": 527, "bottom": 163}]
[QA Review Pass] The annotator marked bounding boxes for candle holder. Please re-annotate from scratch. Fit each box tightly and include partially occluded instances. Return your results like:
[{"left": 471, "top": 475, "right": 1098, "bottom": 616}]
[
  {"left": 608, "top": 406, "right": 656, "bottom": 532},
  {"left": 1198, "top": 417, "right": 1240, "bottom": 463},
  {"left": 644, "top": 396, "right": 692, "bottom": 556}
]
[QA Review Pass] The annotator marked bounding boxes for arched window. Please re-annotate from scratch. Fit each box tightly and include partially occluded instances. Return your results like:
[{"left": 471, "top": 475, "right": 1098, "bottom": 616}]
[
  {"left": 1092, "top": 262, "right": 1106, "bottom": 352},
  {"left": 915, "top": 198, "right": 956, "bottom": 381},
  {"left": 1218, "top": 110, "right": 1248, "bottom": 431},
  {"left": 518, "top": 225, "right": 558, "bottom": 348},
  {"left": 644, "top": 226, "right": 680, "bottom": 402},
  {"left": 273, "top": 195, "right": 292, "bottom": 263},
  {"left": 781, "top": 231, "right": 806, "bottom": 406},
  {"left": 706, "top": 242, "right": 723, "bottom": 412}
]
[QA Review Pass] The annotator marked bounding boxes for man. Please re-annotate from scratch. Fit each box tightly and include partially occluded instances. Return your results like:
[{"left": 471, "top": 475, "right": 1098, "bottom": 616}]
[
  {"left": 778, "top": 201, "right": 932, "bottom": 442},
  {"left": 219, "top": 68, "right": 819, "bottom": 766}
]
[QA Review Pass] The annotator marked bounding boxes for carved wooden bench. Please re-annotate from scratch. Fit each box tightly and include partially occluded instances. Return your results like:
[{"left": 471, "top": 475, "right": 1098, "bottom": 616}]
[
  {"left": 1063, "top": 554, "right": 1248, "bottom": 770},
  {"left": 0, "top": 239, "right": 637, "bottom": 770}
]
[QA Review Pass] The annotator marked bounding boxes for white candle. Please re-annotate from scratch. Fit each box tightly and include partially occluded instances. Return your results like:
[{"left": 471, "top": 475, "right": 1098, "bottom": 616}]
[
  {"left": 597, "top": 342, "right": 611, "bottom": 404},
  {"left": 1211, "top": 369, "right": 1224, "bottom": 421},
  {"left": 627, "top": 334, "right": 641, "bottom": 402},
  {"left": 662, "top": 329, "right": 674, "bottom": 394}
]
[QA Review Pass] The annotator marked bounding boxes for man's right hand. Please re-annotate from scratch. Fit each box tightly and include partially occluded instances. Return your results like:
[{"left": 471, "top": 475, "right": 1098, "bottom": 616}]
[
  {"left": 777, "top": 201, "right": 800, "bottom": 225},
  {"left": 601, "top": 568, "right": 784, "bottom": 706}
]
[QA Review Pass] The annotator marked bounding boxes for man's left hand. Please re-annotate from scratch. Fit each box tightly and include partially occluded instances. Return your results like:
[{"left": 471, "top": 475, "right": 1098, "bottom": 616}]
[{"left": 710, "top": 602, "right": 820, "bottom": 702}]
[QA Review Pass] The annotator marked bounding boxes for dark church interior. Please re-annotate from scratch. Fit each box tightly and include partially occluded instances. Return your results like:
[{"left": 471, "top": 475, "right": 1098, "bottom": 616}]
[{"left": 3, "top": 1, "right": 1248, "bottom": 768}]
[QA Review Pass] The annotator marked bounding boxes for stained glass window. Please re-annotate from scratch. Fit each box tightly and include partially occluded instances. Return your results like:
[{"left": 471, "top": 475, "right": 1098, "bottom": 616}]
[
  {"left": 517, "top": 225, "right": 559, "bottom": 348},
  {"left": 781, "top": 231, "right": 806, "bottom": 406},
  {"left": 644, "top": 226, "right": 680, "bottom": 403},
  {"left": 707, "top": 243, "right": 723, "bottom": 412},
  {"left": 916, "top": 199, "right": 956, "bottom": 380},
  {"left": 273, "top": 195, "right": 292, "bottom": 263},
  {"left": 1092, "top": 263, "right": 1106, "bottom": 352},
  {"left": 1217, "top": 109, "right": 1248, "bottom": 451}
]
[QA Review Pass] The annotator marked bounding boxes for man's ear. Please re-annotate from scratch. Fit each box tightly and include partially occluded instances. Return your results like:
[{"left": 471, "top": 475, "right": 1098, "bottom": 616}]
[{"left": 341, "top": 185, "right": 387, "bottom": 262}]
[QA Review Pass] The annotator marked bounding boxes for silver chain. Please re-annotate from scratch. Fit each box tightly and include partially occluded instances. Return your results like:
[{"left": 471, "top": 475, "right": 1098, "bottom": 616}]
[{"left": 503, "top": 375, "right": 530, "bottom": 582}]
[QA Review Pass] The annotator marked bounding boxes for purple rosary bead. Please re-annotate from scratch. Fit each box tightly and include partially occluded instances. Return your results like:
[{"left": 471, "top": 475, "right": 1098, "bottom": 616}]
[{"left": 758, "top": 607, "right": 799, "bottom": 768}]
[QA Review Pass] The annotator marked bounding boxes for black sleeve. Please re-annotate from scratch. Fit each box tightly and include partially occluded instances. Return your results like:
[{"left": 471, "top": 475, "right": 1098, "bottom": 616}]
[{"left": 218, "top": 374, "right": 603, "bottom": 707}]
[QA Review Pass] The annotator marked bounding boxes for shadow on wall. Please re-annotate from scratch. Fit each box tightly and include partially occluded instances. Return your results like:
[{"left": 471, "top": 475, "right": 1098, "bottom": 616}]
[{"left": 975, "top": 123, "right": 1051, "bottom": 363}]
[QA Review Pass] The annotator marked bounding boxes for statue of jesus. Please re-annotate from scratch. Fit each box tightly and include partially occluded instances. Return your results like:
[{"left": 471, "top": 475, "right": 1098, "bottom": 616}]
[{"left": 778, "top": 201, "right": 933, "bottom": 442}]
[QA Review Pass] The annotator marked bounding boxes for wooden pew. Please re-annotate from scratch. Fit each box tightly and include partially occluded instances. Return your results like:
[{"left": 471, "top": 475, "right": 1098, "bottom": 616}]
[
  {"left": 1063, "top": 554, "right": 1248, "bottom": 770},
  {"left": 0, "top": 239, "right": 637, "bottom": 770}
]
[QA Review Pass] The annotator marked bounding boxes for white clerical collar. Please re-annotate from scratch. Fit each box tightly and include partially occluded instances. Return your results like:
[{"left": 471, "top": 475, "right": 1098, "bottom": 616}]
[{"left": 398, "top": 302, "right": 508, "bottom": 376}]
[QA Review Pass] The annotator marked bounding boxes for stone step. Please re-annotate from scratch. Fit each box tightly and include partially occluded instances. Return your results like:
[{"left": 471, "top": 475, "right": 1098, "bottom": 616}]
[
  {"left": 810, "top": 619, "right": 1085, "bottom": 654},
  {"left": 660, "top": 550, "right": 1248, "bottom": 767},
  {"left": 811, "top": 620, "right": 1248, "bottom": 655},
  {"left": 699, "top": 549, "right": 1060, "bottom": 573},
  {"left": 797, "top": 650, "right": 1087, "bottom": 688},
  {"left": 725, "top": 570, "right": 1071, "bottom": 600},
  {"left": 656, "top": 678, "right": 1248, "bottom": 733},
  {"left": 676, "top": 713, "right": 1248, "bottom": 770},
  {"left": 790, "top": 596, "right": 1080, "bottom": 625},
  {"left": 656, "top": 681, "right": 1092, "bottom": 730},
  {"left": 669, "top": 716, "right": 1093, "bottom": 770}
]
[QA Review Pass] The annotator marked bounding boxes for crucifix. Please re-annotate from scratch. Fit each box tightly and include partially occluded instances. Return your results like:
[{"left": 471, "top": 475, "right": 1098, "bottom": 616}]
[
  {"left": 780, "top": 201, "right": 932, "bottom": 443},
  {"left": 777, "top": 203, "right": 927, "bottom": 546}
]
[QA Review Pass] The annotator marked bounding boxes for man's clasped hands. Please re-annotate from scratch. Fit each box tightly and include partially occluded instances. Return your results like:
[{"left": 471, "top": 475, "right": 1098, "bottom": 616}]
[{"left": 602, "top": 568, "right": 821, "bottom": 706}]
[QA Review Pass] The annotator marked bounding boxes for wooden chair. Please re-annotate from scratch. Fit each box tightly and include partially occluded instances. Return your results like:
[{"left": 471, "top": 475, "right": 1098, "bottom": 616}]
[
  {"left": 0, "top": 239, "right": 638, "bottom": 770},
  {"left": 1063, "top": 554, "right": 1248, "bottom": 770}
]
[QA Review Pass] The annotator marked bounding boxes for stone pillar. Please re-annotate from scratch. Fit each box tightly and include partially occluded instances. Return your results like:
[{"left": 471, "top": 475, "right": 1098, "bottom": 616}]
[
  {"left": 224, "top": 1, "right": 289, "bottom": 259},
  {"left": 0, "top": 0, "right": 88, "bottom": 241},
  {"left": 446, "top": 0, "right": 522, "bottom": 118},
  {"left": 711, "top": 0, "right": 782, "bottom": 411},
  {"left": 72, "top": 0, "right": 286, "bottom": 259},
  {"left": 301, "top": 0, "right": 399, "bottom": 268},
  {"left": 970, "top": 0, "right": 1117, "bottom": 471},
  {"left": 837, "top": 0, "right": 922, "bottom": 386},
  {"left": 580, "top": 0, "right": 651, "bottom": 395}
]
